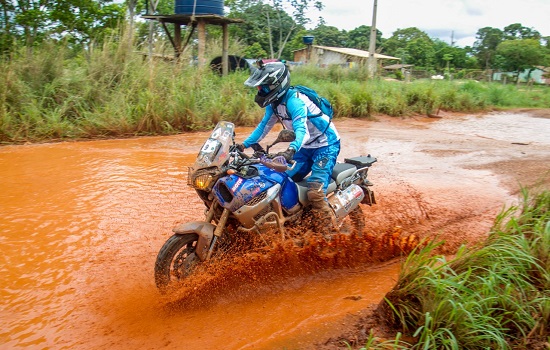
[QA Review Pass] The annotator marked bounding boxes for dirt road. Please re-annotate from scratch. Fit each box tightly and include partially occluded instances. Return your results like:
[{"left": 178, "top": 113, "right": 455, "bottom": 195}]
[{"left": 1, "top": 109, "right": 549, "bottom": 349}]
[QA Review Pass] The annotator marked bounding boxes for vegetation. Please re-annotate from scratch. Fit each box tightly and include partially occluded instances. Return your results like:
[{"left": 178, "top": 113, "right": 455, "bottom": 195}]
[
  {"left": 354, "top": 189, "right": 550, "bottom": 349},
  {"left": 2, "top": 1, "right": 549, "bottom": 75},
  {"left": 1, "top": 36, "right": 549, "bottom": 144},
  {"left": 0, "top": 0, "right": 549, "bottom": 145}
]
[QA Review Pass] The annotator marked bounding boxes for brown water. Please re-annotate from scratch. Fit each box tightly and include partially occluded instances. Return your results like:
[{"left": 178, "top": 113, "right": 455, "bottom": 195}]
[
  {"left": 0, "top": 131, "right": 403, "bottom": 350},
  {"left": 1, "top": 112, "right": 549, "bottom": 349}
]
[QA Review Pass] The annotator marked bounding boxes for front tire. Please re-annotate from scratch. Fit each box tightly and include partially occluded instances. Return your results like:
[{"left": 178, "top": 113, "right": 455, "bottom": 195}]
[{"left": 154, "top": 233, "right": 200, "bottom": 293}]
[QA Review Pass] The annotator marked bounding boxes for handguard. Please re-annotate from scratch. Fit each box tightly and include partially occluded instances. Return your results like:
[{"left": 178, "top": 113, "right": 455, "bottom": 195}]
[{"left": 260, "top": 155, "right": 295, "bottom": 172}]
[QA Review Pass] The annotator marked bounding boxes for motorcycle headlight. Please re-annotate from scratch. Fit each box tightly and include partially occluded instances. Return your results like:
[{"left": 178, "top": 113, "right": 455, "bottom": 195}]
[{"left": 193, "top": 173, "right": 213, "bottom": 190}]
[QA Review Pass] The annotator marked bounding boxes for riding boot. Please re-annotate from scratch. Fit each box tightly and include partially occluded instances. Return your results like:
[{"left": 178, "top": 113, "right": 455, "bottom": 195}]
[{"left": 307, "top": 181, "right": 337, "bottom": 238}]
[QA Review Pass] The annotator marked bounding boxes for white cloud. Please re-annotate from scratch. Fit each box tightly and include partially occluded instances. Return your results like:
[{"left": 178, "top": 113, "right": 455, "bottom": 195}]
[{"left": 306, "top": 0, "right": 550, "bottom": 47}]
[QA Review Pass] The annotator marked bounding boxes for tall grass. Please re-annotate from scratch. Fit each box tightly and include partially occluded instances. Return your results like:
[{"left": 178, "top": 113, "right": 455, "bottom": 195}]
[
  {"left": 0, "top": 36, "right": 259, "bottom": 143},
  {"left": 1, "top": 38, "right": 549, "bottom": 144},
  {"left": 370, "top": 189, "right": 550, "bottom": 349}
]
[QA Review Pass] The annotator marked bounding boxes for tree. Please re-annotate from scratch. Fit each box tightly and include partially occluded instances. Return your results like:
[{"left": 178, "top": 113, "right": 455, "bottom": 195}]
[
  {"left": 394, "top": 48, "right": 411, "bottom": 64},
  {"left": 309, "top": 24, "right": 347, "bottom": 47},
  {"left": 50, "top": 0, "right": 125, "bottom": 50},
  {"left": 442, "top": 54, "right": 452, "bottom": 75},
  {"left": 382, "top": 28, "right": 434, "bottom": 68},
  {"left": 433, "top": 39, "right": 471, "bottom": 71},
  {"left": 473, "top": 26, "right": 504, "bottom": 70},
  {"left": 0, "top": 0, "right": 125, "bottom": 55},
  {"left": 227, "top": 0, "right": 323, "bottom": 59},
  {"left": 497, "top": 38, "right": 547, "bottom": 83},
  {"left": 347, "top": 25, "right": 381, "bottom": 51},
  {"left": 243, "top": 41, "right": 267, "bottom": 58},
  {"left": 228, "top": 2, "right": 283, "bottom": 58},
  {"left": 503, "top": 23, "right": 541, "bottom": 41},
  {"left": 382, "top": 27, "right": 431, "bottom": 56},
  {"left": 405, "top": 36, "right": 435, "bottom": 68}
]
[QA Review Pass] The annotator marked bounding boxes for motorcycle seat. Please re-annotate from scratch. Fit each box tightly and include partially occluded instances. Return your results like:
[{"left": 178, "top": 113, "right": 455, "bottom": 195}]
[{"left": 332, "top": 163, "right": 356, "bottom": 184}]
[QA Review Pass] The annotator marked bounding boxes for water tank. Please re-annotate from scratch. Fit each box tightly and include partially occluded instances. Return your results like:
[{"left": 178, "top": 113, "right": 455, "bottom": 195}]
[
  {"left": 302, "top": 35, "right": 314, "bottom": 45},
  {"left": 175, "top": 0, "right": 224, "bottom": 16}
]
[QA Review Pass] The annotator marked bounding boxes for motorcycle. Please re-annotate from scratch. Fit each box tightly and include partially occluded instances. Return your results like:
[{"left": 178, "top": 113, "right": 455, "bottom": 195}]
[{"left": 154, "top": 121, "right": 376, "bottom": 292}]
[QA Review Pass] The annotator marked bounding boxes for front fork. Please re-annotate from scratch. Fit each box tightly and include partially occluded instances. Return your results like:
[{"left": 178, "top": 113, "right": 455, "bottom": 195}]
[{"left": 206, "top": 207, "right": 230, "bottom": 259}]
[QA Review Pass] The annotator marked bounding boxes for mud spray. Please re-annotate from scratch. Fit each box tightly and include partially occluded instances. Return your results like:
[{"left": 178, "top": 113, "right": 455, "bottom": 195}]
[{"left": 161, "top": 204, "right": 422, "bottom": 315}]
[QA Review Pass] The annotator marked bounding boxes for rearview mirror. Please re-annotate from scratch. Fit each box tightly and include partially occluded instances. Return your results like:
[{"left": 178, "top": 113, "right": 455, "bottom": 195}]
[
  {"left": 274, "top": 129, "right": 296, "bottom": 144},
  {"left": 266, "top": 129, "right": 296, "bottom": 153}
]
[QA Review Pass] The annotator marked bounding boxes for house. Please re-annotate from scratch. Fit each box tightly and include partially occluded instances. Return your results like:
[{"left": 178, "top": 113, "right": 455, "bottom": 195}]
[
  {"left": 293, "top": 45, "right": 400, "bottom": 67},
  {"left": 383, "top": 63, "right": 414, "bottom": 71},
  {"left": 493, "top": 66, "right": 550, "bottom": 85}
]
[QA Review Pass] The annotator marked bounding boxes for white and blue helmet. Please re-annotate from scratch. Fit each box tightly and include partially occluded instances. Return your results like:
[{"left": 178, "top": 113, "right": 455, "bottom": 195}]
[{"left": 244, "top": 61, "right": 290, "bottom": 108}]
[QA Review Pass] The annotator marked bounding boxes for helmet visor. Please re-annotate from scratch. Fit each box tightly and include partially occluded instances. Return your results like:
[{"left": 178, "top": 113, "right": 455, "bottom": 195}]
[{"left": 257, "top": 85, "right": 271, "bottom": 96}]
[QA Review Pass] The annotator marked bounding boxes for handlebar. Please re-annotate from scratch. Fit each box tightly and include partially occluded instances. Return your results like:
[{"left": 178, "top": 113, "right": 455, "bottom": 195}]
[
  {"left": 230, "top": 145, "right": 294, "bottom": 172},
  {"left": 259, "top": 155, "right": 295, "bottom": 172}
]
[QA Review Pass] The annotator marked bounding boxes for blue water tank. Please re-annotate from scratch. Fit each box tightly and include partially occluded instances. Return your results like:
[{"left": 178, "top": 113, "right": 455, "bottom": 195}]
[
  {"left": 175, "top": 0, "right": 224, "bottom": 16},
  {"left": 302, "top": 35, "right": 315, "bottom": 45}
]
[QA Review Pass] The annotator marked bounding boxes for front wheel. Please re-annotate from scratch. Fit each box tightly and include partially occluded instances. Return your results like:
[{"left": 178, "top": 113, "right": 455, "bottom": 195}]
[{"left": 154, "top": 233, "right": 200, "bottom": 293}]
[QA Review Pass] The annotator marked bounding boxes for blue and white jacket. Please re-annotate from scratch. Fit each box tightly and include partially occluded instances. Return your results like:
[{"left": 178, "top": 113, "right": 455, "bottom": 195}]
[{"left": 243, "top": 87, "right": 340, "bottom": 151}]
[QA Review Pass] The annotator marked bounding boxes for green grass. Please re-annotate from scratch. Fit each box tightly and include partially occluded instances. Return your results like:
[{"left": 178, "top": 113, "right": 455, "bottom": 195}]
[
  {"left": 1, "top": 39, "right": 549, "bottom": 144},
  {"left": 362, "top": 189, "right": 550, "bottom": 349}
]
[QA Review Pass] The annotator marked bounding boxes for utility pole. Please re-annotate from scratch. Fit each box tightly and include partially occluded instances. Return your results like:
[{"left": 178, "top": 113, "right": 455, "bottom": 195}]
[
  {"left": 367, "top": 0, "right": 378, "bottom": 79},
  {"left": 451, "top": 30, "right": 456, "bottom": 47}
]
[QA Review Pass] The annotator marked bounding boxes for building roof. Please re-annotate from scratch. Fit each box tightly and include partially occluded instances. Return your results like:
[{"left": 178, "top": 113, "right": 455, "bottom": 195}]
[
  {"left": 384, "top": 64, "right": 414, "bottom": 70},
  {"left": 307, "top": 45, "right": 400, "bottom": 60}
]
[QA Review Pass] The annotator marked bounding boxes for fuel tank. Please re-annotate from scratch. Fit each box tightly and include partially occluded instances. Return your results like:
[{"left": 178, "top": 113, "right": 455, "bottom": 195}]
[{"left": 213, "top": 164, "right": 299, "bottom": 213}]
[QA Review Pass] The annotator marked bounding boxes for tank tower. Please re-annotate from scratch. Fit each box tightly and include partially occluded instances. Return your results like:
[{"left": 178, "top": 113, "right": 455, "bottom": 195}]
[
  {"left": 302, "top": 35, "right": 314, "bottom": 63},
  {"left": 142, "top": 0, "right": 242, "bottom": 75}
]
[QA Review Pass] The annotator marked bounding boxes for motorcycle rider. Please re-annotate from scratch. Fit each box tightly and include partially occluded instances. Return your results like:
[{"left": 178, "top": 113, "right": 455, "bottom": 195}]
[{"left": 236, "top": 60, "right": 341, "bottom": 235}]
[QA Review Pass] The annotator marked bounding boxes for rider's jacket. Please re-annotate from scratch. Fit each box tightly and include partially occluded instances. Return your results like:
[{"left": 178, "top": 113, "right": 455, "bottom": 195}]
[{"left": 243, "top": 87, "right": 340, "bottom": 151}]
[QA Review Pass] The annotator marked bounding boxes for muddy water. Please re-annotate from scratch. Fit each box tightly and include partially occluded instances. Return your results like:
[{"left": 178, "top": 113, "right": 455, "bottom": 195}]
[
  {"left": 0, "top": 130, "right": 401, "bottom": 350},
  {"left": 1, "top": 112, "right": 549, "bottom": 349}
]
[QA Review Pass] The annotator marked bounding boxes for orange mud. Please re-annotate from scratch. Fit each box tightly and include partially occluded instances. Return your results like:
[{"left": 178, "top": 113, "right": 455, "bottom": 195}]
[{"left": 1, "top": 109, "right": 549, "bottom": 349}]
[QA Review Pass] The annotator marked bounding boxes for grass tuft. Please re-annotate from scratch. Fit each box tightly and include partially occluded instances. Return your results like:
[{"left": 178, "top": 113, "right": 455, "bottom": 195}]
[{"left": 368, "top": 189, "right": 550, "bottom": 349}]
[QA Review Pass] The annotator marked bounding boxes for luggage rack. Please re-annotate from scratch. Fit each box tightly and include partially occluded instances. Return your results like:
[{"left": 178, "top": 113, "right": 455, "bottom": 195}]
[{"left": 344, "top": 155, "right": 377, "bottom": 168}]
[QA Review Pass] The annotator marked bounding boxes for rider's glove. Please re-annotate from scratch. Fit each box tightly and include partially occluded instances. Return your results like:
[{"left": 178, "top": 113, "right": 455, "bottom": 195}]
[
  {"left": 234, "top": 143, "right": 245, "bottom": 152},
  {"left": 276, "top": 147, "right": 295, "bottom": 162},
  {"left": 250, "top": 143, "right": 265, "bottom": 153}
]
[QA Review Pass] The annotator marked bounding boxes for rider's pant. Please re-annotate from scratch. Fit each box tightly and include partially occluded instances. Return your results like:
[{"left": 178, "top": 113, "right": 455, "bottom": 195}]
[{"left": 286, "top": 140, "right": 341, "bottom": 192}]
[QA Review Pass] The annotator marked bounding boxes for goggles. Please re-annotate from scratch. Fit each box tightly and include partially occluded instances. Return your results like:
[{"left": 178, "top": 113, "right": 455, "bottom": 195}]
[{"left": 257, "top": 85, "right": 271, "bottom": 95}]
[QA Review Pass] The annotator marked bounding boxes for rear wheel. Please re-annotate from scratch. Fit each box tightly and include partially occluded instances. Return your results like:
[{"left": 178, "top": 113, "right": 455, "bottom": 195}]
[
  {"left": 154, "top": 233, "right": 200, "bottom": 293},
  {"left": 338, "top": 205, "right": 365, "bottom": 236}
]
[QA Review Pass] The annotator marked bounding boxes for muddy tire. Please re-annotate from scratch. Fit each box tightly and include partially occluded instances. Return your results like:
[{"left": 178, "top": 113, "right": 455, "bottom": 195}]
[
  {"left": 338, "top": 206, "right": 365, "bottom": 236},
  {"left": 154, "top": 233, "right": 200, "bottom": 293}
]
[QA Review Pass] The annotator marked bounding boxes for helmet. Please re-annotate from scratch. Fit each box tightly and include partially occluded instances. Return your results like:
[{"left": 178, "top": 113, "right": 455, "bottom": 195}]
[{"left": 244, "top": 61, "right": 290, "bottom": 108}]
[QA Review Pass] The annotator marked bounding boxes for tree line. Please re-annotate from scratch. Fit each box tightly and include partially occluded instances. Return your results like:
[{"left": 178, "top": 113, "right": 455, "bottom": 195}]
[{"left": 2, "top": 0, "right": 549, "bottom": 79}]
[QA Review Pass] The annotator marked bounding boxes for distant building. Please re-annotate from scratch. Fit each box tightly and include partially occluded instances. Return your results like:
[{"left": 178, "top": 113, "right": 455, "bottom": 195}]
[
  {"left": 493, "top": 66, "right": 550, "bottom": 85},
  {"left": 383, "top": 64, "right": 414, "bottom": 74},
  {"left": 293, "top": 45, "right": 400, "bottom": 67}
]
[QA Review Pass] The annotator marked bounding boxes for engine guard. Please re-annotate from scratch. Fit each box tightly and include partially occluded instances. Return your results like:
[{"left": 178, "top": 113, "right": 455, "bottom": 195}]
[{"left": 172, "top": 221, "right": 215, "bottom": 261}]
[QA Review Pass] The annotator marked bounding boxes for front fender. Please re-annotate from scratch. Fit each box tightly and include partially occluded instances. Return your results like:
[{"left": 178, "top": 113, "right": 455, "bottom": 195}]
[{"left": 172, "top": 221, "right": 215, "bottom": 261}]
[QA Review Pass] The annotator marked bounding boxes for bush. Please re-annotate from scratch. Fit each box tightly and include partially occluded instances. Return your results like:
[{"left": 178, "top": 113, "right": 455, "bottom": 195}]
[{"left": 378, "top": 189, "right": 550, "bottom": 349}]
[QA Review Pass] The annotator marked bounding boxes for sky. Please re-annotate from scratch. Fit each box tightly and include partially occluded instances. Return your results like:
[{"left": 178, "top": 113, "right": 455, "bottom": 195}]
[{"left": 305, "top": 0, "right": 550, "bottom": 48}]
